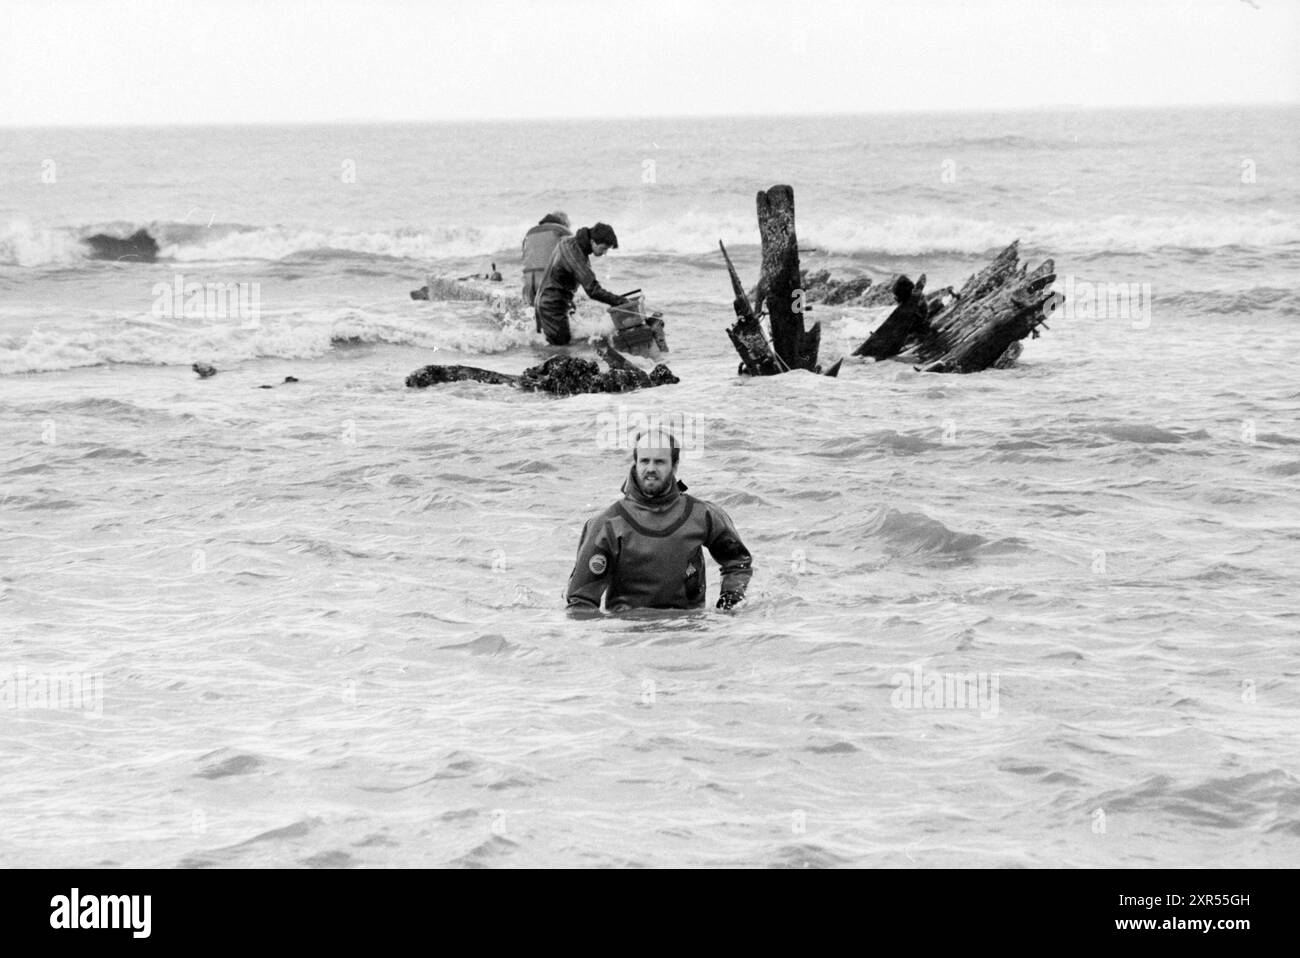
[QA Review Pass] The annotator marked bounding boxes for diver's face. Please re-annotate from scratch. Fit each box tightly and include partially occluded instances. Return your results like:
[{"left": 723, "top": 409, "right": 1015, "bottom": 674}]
[
  {"left": 633, "top": 446, "right": 674, "bottom": 495},
  {"left": 592, "top": 241, "right": 611, "bottom": 257}
]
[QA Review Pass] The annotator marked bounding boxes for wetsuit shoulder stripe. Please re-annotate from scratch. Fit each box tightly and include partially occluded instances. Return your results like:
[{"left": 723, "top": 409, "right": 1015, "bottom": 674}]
[{"left": 614, "top": 498, "right": 694, "bottom": 538}]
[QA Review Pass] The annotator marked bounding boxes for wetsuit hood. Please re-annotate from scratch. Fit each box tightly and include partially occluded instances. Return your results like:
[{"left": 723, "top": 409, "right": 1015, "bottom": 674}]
[
  {"left": 575, "top": 227, "right": 593, "bottom": 257},
  {"left": 622, "top": 466, "right": 687, "bottom": 509},
  {"left": 525, "top": 222, "right": 571, "bottom": 240}
]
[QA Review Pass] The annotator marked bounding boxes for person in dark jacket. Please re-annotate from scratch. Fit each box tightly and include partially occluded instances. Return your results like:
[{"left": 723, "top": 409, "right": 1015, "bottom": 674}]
[
  {"left": 521, "top": 211, "right": 571, "bottom": 312},
  {"left": 566, "top": 429, "right": 754, "bottom": 614},
  {"left": 534, "top": 222, "right": 629, "bottom": 345},
  {"left": 853, "top": 275, "right": 931, "bottom": 360}
]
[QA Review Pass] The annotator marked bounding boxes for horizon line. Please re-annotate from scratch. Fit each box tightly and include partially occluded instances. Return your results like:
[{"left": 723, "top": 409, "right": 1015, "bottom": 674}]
[{"left": 3, "top": 99, "right": 1297, "bottom": 130}]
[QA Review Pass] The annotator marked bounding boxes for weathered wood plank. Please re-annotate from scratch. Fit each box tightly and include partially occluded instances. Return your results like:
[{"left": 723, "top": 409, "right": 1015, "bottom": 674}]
[
  {"left": 852, "top": 275, "right": 930, "bottom": 360},
  {"left": 754, "top": 185, "right": 812, "bottom": 371},
  {"left": 913, "top": 245, "right": 1057, "bottom": 373},
  {"left": 798, "top": 320, "right": 822, "bottom": 373},
  {"left": 808, "top": 239, "right": 1060, "bottom": 373},
  {"left": 593, "top": 338, "right": 652, "bottom": 388},
  {"left": 719, "top": 240, "right": 782, "bottom": 376}
]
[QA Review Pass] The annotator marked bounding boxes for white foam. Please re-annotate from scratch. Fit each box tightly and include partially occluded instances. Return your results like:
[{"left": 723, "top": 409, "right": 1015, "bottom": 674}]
[
  {"left": 0, "top": 303, "right": 549, "bottom": 375},
  {"left": 162, "top": 223, "right": 532, "bottom": 263},
  {"left": 802, "top": 209, "right": 1300, "bottom": 257},
  {"left": 0, "top": 219, "right": 86, "bottom": 267},
  {"left": 6, "top": 208, "right": 1298, "bottom": 268}
]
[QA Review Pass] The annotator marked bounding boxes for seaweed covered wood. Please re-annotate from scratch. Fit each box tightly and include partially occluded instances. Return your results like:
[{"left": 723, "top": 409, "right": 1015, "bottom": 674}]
[{"left": 405, "top": 340, "right": 678, "bottom": 395}]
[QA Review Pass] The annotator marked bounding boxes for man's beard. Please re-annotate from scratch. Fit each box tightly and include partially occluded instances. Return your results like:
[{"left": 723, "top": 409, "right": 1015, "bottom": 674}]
[{"left": 636, "top": 467, "right": 674, "bottom": 496}]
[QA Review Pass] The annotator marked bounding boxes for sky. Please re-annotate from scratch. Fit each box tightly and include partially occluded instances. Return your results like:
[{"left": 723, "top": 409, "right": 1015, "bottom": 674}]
[{"left": 1, "top": 0, "right": 1297, "bottom": 125}]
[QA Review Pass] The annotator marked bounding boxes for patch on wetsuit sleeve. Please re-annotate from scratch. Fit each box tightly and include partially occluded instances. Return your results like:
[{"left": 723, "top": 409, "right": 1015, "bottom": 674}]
[{"left": 588, "top": 553, "right": 608, "bottom": 575}]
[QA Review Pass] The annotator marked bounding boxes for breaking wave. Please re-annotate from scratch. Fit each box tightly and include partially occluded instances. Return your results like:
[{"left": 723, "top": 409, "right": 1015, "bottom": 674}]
[
  {"left": 0, "top": 300, "right": 562, "bottom": 375},
  {"left": 5, "top": 208, "right": 1299, "bottom": 268}
]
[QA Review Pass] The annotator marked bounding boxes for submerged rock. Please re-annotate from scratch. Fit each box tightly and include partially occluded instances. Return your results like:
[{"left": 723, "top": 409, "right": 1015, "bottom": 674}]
[
  {"left": 84, "top": 229, "right": 159, "bottom": 263},
  {"left": 800, "top": 269, "right": 876, "bottom": 305},
  {"left": 648, "top": 364, "right": 680, "bottom": 387},
  {"left": 405, "top": 365, "right": 519, "bottom": 388},
  {"left": 518, "top": 356, "right": 604, "bottom": 395},
  {"left": 801, "top": 269, "right": 922, "bottom": 308},
  {"left": 405, "top": 344, "right": 679, "bottom": 396}
]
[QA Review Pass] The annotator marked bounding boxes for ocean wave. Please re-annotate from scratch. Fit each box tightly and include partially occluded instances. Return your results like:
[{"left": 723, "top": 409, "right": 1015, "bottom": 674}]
[
  {"left": 1090, "top": 769, "right": 1300, "bottom": 831},
  {"left": 0, "top": 220, "right": 87, "bottom": 267},
  {"left": 839, "top": 506, "right": 1027, "bottom": 559},
  {"left": 0, "top": 299, "right": 562, "bottom": 374},
  {"left": 895, "top": 133, "right": 1085, "bottom": 151},
  {"left": 0, "top": 295, "right": 624, "bottom": 374},
  {"left": 806, "top": 210, "right": 1300, "bottom": 258},
  {"left": 1155, "top": 287, "right": 1300, "bottom": 317},
  {"left": 5, "top": 207, "right": 1300, "bottom": 268},
  {"left": 19, "top": 396, "right": 195, "bottom": 423},
  {"left": 0, "top": 220, "right": 539, "bottom": 268},
  {"left": 162, "top": 223, "right": 526, "bottom": 263}
]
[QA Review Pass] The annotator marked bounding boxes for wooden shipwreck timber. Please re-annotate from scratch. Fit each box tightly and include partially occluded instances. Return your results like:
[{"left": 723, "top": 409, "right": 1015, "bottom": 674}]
[
  {"left": 720, "top": 185, "right": 838, "bottom": 377},
  {"left": 405, "top": 339, "right": 678, "bottom": 396},
  {"left": 403, "top": 183, "right": 1062, "bottom": 395},
  {"left": 721, "top": 184, "right": 1061, "bottom": 376}
]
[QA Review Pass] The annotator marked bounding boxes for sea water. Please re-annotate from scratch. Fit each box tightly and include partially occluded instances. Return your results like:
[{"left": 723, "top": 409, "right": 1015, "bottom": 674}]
[{"left": 1, "top": 107, "right": 1298, "bottom": 867}]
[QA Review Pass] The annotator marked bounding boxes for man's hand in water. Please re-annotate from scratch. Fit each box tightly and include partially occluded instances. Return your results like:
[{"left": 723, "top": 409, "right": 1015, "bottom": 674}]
[
  {"left": 565, "top": 599, "right": 603, "bottom": 619},
  {"left": 716, "top": 591, "right": 744, "bottom": 611}
]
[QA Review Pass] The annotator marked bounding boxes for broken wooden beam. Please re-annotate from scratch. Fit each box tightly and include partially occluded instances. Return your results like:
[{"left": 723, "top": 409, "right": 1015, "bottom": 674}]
[
  {"left": 754, "top": 185, "right": 822, "bottom": 372},
  {"left": 719, "top": 240, "right": 782, "bottom": 376},
  {"left": 797, "top": 320, "right": 821, "bottom": 372},
  {"left": 719, "top": 186, "right": 835, "bottom": 376},
  {"left": 592, "top": 338, "right": 652, "bottom": 389},
  {"left": 852, "top": 275, "right": 930, "bottom": 360},
  {"left": 809, "top": 241, "right": 1058, "bottom": 373},
  {"left": 912, "top": 242, "right": 1057, "bottom": 373}
]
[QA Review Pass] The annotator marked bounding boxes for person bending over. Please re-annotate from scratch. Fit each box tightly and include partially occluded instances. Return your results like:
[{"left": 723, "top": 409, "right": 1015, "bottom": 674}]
[{"left": 534, "top": 222, "right": 629, "bottom": 345}]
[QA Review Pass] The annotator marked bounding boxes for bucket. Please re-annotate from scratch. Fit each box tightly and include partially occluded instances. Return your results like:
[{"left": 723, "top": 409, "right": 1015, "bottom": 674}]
[
  {"left": 609, "top": 295, "right": 647, "bottom": 331},
  {"left": 611, "top": 324, "right": 657, "bottom": 353}
]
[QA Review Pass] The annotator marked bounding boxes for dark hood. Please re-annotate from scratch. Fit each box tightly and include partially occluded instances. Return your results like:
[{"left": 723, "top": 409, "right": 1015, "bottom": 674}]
[
  {"left": 621, "top": 466, "right": 687, "bottom": 510},
  {"left": 526, "top": 222, "right": 571, "bottom": 239}
]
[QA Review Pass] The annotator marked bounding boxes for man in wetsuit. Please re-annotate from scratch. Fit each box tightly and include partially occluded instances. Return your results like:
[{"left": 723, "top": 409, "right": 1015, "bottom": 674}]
[
  {"left": 534, "top": 221, "right": 630, "bottom": 345},
  {"left": 565, "top": 428, "right": 754, "bottom": 613}
]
